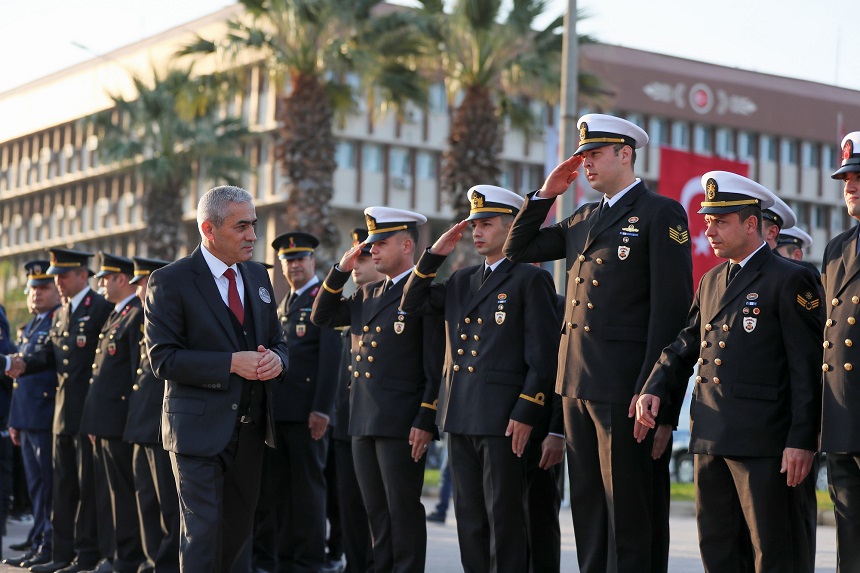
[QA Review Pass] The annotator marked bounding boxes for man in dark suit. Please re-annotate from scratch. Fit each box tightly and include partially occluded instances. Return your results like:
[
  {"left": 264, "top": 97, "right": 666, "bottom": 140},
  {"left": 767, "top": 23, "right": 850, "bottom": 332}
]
[
  {"left": 123, "top": 256, "right": 179, "bottom": 573},
  {"left": 636, "top": 171, "right": 822, "bottom": 573},
  {"left": 401, "top": 186, "right": 558, "bottom": 572},
  {"left": 144, "top": 185, "right": 288, "bottom": 573},
  {"left": 14, "top": 248, "right": 113, "bottom": 573},
  {"left": 821, "top": 130, "right": 860, "bottom": 573},
  {"left": 3, "top": 262, "right": 61, "bottom": 568},
  {"left": 504, "top": 114, "right": 693, "bottom": 572},
  {"left": 331, "top": 228, "right": 379, "bottom": 573},
  {"left": 79, "top": 253, "right": 146, "bottom": 573},
  {"left": 311, "top": 207, "right": 444, "bottom": 573},
  {"left": 259, "top": 231, "right": 339, "bottom": 572}
]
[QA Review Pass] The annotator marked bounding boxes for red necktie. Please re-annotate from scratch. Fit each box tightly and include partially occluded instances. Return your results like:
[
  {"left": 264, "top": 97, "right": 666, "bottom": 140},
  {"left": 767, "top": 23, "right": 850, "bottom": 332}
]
[{"left": 223, "top": 268, "right": 244, "bottom": 325}]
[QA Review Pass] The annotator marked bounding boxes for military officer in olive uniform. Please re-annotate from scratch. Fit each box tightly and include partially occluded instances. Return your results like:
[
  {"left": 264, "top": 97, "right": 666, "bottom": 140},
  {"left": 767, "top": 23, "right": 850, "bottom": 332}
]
[
  {"left": 504, "top": 114, "right": 693, "bottom": 573},
  {"left": 4, "top": 261, "right": 61, "bottom": 567},
  {"left": 311, "top": 207, "right": 445, "bottom": 573},
  {"left": 19, "top": 248, "right": 113, "bottom": 573},
  {"left": 636, "top": 171, "right": 823, "bottom": 573},
  {"left": 402, "top": 185, "right": 558, "bottom": 572},
  {"left": 123, "top": 256, "right": 179, "bottom": 573},
  {"left": 80, "top": 253, "right": 146, "bottom": 573},
  {"left": 821, "top": 130, "right": 860, "bottom": 573}
]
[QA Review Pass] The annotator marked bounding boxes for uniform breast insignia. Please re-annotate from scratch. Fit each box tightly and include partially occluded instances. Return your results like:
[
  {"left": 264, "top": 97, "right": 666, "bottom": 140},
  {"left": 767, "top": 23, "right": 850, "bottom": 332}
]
[
  {"left": 310, "top": 286, "right": 320, "bottom": 297},
  {"left": 743, "top": 317, "right": 757, "bottom": 333},
  {"left": 618, "top": 246, "right": 630, "bottom": 260},
  {"left": 668, "top": 225, "right": 689, "bottom": 244},
  {"left": 108, "top": 342, "right": 117, "bottom": 356},
  {"left": 296, "top": 324, "right": 306, "bottom": 337},
  {"left": 394, "top": 314, "right": 406, "bottom": 334},
  {"left": 628, "top": 217, "right": 639, "bottom": 224},
  {"left": 77, "top": 335, "right": 87, "bottom": 348},
  {"left": 797, "top": 292, "right": 820, "bottom": 311},
  {"left": 496, "top": 294, "right": 507, "bottom": 324},
  {"left": 258, "top": 287, "right": 271, "bottom": 303},
  {"left": 619, "top": 224, "right": 640, "bottom": 238},
  {"left": 747, "top": 293, "right": 759, "bottom": 300}
]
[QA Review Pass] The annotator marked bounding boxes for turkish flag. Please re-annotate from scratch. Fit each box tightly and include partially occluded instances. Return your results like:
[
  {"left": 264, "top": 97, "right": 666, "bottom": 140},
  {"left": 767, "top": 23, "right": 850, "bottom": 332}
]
[{"left": 658, "top": 148, "right": 750, "bottom": 288}]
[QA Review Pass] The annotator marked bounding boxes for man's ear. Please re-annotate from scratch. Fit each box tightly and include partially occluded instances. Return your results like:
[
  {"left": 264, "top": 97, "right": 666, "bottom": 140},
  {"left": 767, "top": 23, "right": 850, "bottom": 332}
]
[{"left": 200, "top": 220, "right": 215, "bottom": 241}]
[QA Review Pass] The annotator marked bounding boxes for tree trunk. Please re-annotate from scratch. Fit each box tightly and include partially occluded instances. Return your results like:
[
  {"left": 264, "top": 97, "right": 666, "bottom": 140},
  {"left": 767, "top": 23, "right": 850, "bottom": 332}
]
[
  {"left": 276, "top": 73, "right": 340, "bottom": 266},
  {"left": 142, "top": 176, "right": 185, "bottom": 260}
]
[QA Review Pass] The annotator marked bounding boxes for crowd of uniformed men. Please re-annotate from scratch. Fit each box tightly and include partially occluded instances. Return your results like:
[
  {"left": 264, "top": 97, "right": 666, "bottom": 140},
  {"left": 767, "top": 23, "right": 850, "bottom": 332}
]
[{"left": 0, "top": 113, "right": 859, "bottom": 573}]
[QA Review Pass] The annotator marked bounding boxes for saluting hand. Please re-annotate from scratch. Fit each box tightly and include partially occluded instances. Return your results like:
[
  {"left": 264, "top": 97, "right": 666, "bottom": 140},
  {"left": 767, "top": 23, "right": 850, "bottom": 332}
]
[
  {"left": 537, "top": 155, "right": 584, "bottom": 199},
  {"left": 337, "top": 243, "right": 366, "bottom": 273},
  {"left": 429, "top": 220, "right": 469, "bottom": 257}
]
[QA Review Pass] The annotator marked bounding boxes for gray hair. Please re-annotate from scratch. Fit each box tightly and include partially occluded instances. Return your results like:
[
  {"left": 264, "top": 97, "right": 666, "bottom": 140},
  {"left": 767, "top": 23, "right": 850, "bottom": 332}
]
[{"left": 197, "top": 186, "right": 253, "bottom": 229}]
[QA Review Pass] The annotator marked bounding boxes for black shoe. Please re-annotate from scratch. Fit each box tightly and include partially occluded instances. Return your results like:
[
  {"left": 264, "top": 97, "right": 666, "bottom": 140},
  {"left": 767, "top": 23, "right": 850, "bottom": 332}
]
[
  {"left": 9, "top": 541, "right": 31, "bottom": 551},
  {"left": 30, "top": 561, "right": 73, "bottom": 573},
  {"left": 23, "top": 553, "right": 52, "bottom": 568},
  {"left": 3, "top": 549, "right": 37, "bottom": 566},
  {"left": 426, "top": 511, "right": 446, "bottom": 524},
  {"left": 79, "top": 558, "right": 113, "bottom": 573},
  {"left": 320, "top": 557, "right": 344, "bottom": 573}
]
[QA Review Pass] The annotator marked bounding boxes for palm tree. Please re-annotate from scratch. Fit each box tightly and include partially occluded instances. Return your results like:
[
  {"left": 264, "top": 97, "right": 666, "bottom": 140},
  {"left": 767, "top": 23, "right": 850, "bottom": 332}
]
[
  {"left": 416, "top": 0, "right": 601, "bottom": 265},
  {"left": 95, "top": 67, "right": 249, "bottom": 260},
  {"left": 177, "top": 0, "right": 429, "bottom": 263}
]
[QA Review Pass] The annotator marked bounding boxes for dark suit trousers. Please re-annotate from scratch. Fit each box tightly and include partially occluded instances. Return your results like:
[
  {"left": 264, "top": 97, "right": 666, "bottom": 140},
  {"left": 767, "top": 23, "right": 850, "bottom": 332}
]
[
  {"left": 563, "top": 398, "right": 654, "bottom": 573},
  {"left": 449, "top": 434, "right": 527, "bottom": 573},
  {"left": 20, "top": 429, "right": 53, "bottom": 554},
  {"left": 324, "top": 431, "right": 342, "bottom": 560},
  {"left": 523, "top": 439, "right": 561, "bottom": 573},
  {"left": 352, "top": 436, "right": 426, "bottom": 573},
  {"left": 133, "top": 443, "right": 180, "bottom": 573},
  {"left": 696, "top": 454, "right": 793, "bottom": 573},
  {"left": 334, "top": 439, "right": 372, "bottom": 573},
  {"left": 272, "top": 421, "right": 328, "bottom": 573},
  {"left": 98, "top": 437, "right": 144, "bottom": 572},
  {"left": 650, "top": 434, "right": 672, "bottom": 573},
  {"left": 51, "top": 433, "right": 99, "bottom": 566},
  {"left": 170, "top": 421, "right": 265, "bottom": 573},
  {"left": 827, "top": 453, "right": 860, "bottom": 573}
]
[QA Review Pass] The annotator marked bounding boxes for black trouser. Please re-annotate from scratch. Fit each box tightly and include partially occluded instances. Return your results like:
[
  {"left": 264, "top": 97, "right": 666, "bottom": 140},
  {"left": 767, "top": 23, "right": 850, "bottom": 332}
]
[
  {"left": 133, "top": 443, "right": 180, "bottom": 573},
  {"left": 333, "top": 438, "right": 372, "bottom": 573},
  {"left": 51, "top": 433, "right": 100, "bottom": 566}
]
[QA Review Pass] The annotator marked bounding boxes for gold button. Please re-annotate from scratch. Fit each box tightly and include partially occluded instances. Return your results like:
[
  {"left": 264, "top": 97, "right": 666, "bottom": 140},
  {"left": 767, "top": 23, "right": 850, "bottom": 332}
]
[
  {"left": 63, "top": 331, "right": 69, "bottom": 337},
  {"left": 468, "top": 366, "right": 474, "bottom": 373},
  {"left": 453, "top": 365, "right": 460, "bottom": 372},
  {"left": 697, "top": 358, "right": 704, "bottom": 365},
  {"left": 42, "top": 392, "right": 48, "bottom": 398},
  {"left": 592, "top": 280, "right": 599, "bottom": 286},
  {"left": 584, "top": 326, "right": 590, "bottom": 332},
  {"left": 121, "top": 395, "right": 126, "bottom": 401},
  {"left": 575, "top": 277, "right": 582, "bottom": 284},
  {"left": 62, "top": 345, "right": 69, "bottom": 351},
  {"left": 376, "top": 327, "right": 381, "bottom": 332},
  {"left": 136, "top": 368, "right": 142, "bottom": 375},
  {"left": 471, "top": 350, "right": 478, "bottom": 356},
  {"left": 12, "top": 383, "right": 18, "bottom": 389},
  {"left": 826, "top": 319, "right": 834, "bottom": 327},
  {"left": 95, "top": 348, "right": 101, "bottom": 354},
  {"left": 98, "top": 333, "right": 104, "bottom": 339},
  {"left": 713, "top": 377, "right": 720, "bottom": 384},
  {"left": 722, "top": 324, "right": 729, "bottom": 332},
  {"left": 356, "top": 356, "right": 362, "bottom": 362},
  {"left": 824, "top": 341, "right": 831, "bottom": 348},
  {"left": 474, "top": 335, "right": 480, "bottom": 341},
  {"left": 365, "top": 372, "right": 371, "bottom": 378},
  {"left": 371, "top": 341, "right": 378, "bottom": 347},
  {"left": 833, "top": 298, "right": 841, "bottom": 307},
  {"left": 63, "top": 359, "right": 69, "bottom": 366},
  {"left": 477, "top": 318, "right": 483, "bottom": 325},
  {"left": 89, "top": 378, "right": 94, "bottom": 384},
  {"left": 359, "top": 341, "right": 365, "bottom": 347},
  {"left": 705, "top": 324, "right": 712, "bottom": 331},
  {"left": 847, "top": 363, "right": 854, "bottom": 371},
  {"left": 695, "top": 376, "right": 702, "bottom": 383},
  {"left": 92, "top": 363, "right": 97, "bottom": 369},
  {"left": 363, "top": 326, "right": 369, "bottom": 332},
  {"left": 847, "top": 340, "right": 854, "bottom": 347},
  {"left": 348, "top": 366, "right": 353, "bottom": 372},
  {"left": 367, "top": 356, "right": 374, "bottom": 362},
  {"left": 850, "top": 317, "right": 857, "bottom": 325},
  {"left": 714, "top": 358, "right": 722, "bottom": 366},
  {"left": 457, "top": 349, "right": 464, "bottom": 355},
  {"left": 464, "top": 318, "right": 471, "bottom": 324},
  {"left": 354, "top": 371, "right": 359, "bottom": 378},
  {"left": 578, "top": 255, "right": 585, "bottom": 262},
  {"left": 587, "top": 303, "right": 594, "bottom": 309},
  {"left": 573, "top": 300, "right": 579, "bottom": 306},
  {"left": 596, "top": 258, "right": 603, "bottom": 264},
  {"left": 567, "top": 322, "right": 573, "bottom": 329},
  {"left": 823, "top": 364, "right": 830, "bottom": 372},
  {"left": 132, "top": 384, "right": 139, "bottom": 391},
  {"left": 719, "top": 341, "right": 726, "bottom": 348},
  {"left": 701, "top": 341, "right": 709, "bottom": 348},
  {"left": 461, "top": 334, "right": 468, "bottom": 340},
  {"left": 854, "top": 296, "right": 860, "bottom": 304}
]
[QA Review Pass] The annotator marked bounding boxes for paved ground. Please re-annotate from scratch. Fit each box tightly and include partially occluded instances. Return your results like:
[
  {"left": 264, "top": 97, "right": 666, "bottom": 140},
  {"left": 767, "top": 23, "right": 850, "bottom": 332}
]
[{"left": 0, "top": 501, "right": 839, "bottom": 572}]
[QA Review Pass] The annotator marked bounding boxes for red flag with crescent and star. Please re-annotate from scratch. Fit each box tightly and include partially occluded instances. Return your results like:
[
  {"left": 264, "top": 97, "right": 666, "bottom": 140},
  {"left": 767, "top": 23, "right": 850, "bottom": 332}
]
[{"left": 658, "top": 147, "right": 750, "bottom": 289}]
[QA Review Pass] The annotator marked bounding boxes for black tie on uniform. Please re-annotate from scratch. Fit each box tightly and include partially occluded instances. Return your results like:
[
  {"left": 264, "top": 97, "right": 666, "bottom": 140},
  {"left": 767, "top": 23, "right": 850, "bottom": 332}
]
[
  {"left": 598, "top": 199, "right": 610, "bottom": 219},
  {"left": 481, "top": 265, "right": 492, "bottom": 284},
  {"left": 286, "top": 291, "right": 297, "bottom": 311},
  {"left": 727, "top": 263, "right": 741, "bottom": 286}
]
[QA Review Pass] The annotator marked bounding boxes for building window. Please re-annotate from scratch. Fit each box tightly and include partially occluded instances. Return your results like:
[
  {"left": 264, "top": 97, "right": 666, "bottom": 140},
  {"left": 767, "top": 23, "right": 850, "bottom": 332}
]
[
  {"left": 737, "top": 131, "right": 753, "bottom": 159},
  {"left": 388, "top": 147, "right": 410, "bottom": 177},
  {"left": 693, "top": 125, "right": 713, "bottom": 154},
  {"left": 780, "top": 138, "right": 798, "bottom": 165},
  {"left": 500, "top": 163, "right": 516, "bottom": 189},
  {"left": 823, "top": 145, "right": 837, "bottom": 171},
  {"left": 428, "top": 83, "right": 447, "bottom": 114},
  {"left": 362, "top": 144, "right": 383, "bottom": 173},
  {"left": 716, "top": 128, "right": 735, "bottom": 159},
  {"left": 649, "top": 117, "right": 668, "bottom": 146},
  {"left": 416, "top": 151, "right": 436, "bottom": 180},
  {"left": 760, "top": 136, "right": 777, "bottom": 162},
  {"left": 814, "top": 205, "right": 827, "bottom": 229},
  {"left": 335, "top": 141, "right": 356, "bottom": 169},
  {"left": 671, "top": 122, "right": 689, "bottom": 150},
  {"left": 801, "top": 142, "right": 819, "bottom": 169}
]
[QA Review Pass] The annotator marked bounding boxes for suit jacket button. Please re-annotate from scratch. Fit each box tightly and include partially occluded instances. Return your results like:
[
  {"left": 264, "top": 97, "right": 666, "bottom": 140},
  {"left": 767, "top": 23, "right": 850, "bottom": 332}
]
[
  {"left": 474, "top": 335, "right": 480, "bottom": 341},
  {"left": 833, "top": 298, "right": 841, "bottom": 307},
  {"left": 371, "top": 341, "right": 378, "bottom": 347},
  {"left": 697, "top": 358, "right": 704, "bottom": 365},
  {"left": 464, "top": 318, "right": 471, "bottom": 324},
  {"left": 468, "top": 366, "right": 474, "bottom": 373},
  {"left": 356, "top": 356, "right": 362, "bottom": 362},
  {"left": 348, "top": 366, "right": 353, "bottom": 372},
  {"left": 471, "top": 350, "right": 478, "bottom": 356},
  {"left": 846, "top": 363, "right": 854, "bottom": 371},
  {"left": 722, "top": 325, "right": 730, "bottom": 332},
  {"left": 363, "top": 326, "right": 370, "bottom": 332},
  {"left": 567, "top": 322, "right": 573, "bottom": 329},
  {"left": 823, "top": 364, "right": 830, "bottom": 372},
  {"left": 713, "top": 377, "right": 720, "bottom": 384},
  {"left": 584, "top": 326, "right": 591, "bottom": 332},
  {"left": 365, "top": 372, "right": 371, "bottom": 378},
  {"left": 477, "top": 318, "right": 483, "bottom": 325},
  {"left": 826, "top": 319, "right": 834, "bottom": 327},
  {"left": 701, "top": 341, "right": 709, "bottom": 348},
  {"left": 376, "top": 327, "right": 382, "bottom": 333},
  {"left": 592, "top": 280, "right": 599, "bottom": 286},
  {"left": 89, "top": 378, "right": 94, "bottom": 384},
  {"left": 850, "top": 317, "right": 857, "bottom": 325},
  {"left": 846, "top": 340, "right": 854, "bottom": 347},
  {"left": 854, "top": 296, "right": 860, "bottom": 304},
  {"left": 575, "top": 277, "right": 582, "bottom": 284},
  {"left": 359, "top": 341, "right": 365, "bottom": 347},
  {"left": 695, "top": 376, "right": 702, "bottom": 383},
  {"left": 42, "top": 392, "right": 48, "bottom": 397},
  {"left": 719, "top": 341, "right": 726, "bottom": 348},
  {"left": 578, "top": 255, "right": 585, "bottom": 262},
  {"left": 231, "top": 404, "right": 238, "bottom": 410},
  {"left": 92, "top": 363, "right": 97, "bottom": 369},
  {"left": 714, "top": 358, "right": 722, "bottom": 365},
  {"left": 63, "top": 373, "right": 69, "bottom": 379},
  {"left": 572, "top": 300, "right": 579, "bottom": 306},
  {"left": 121, "top": 396, "right": 126, "bottom": 400},
  {"left": 136, "top": 368, "right": 143, "bottom": 375},
  {"left": 824, "top": 341, "right": 831, "bottom": 348},
  {"left": 62, "top": 345, "right": 69, "bottom": 351},
  {"left": 12, "top": 382, "right": 18, "bottom": 389},
  {"left": 457, "top": 349, "right": 464, "bottom": 355},
  {"left": 367, "top": 356, "right": 374, "bottom": 362},
  {"left": 461, "top": 334, "right": 468, "bottom": 340},
  {"left": 95, "top": 348, "right": 102, "bottom": 354},
  {"left": 705, "top": 324, "right": 712, "bottom": 331},
  {"left": 133, "top": 384, "right": 139, "bottom": 391},
  {"left": 453, "top": 365, "right": 460, "bottom": 372},
  {"left": 587, "top": 303, "right": 594, "bottom": 309},
  {"left": 354, "top": 371, "right": 359, "bottom": 378},
  {"left": 596, "top": 258, "right": 603, "bottom": 264},
  {"left": 63, "top": 359, "right": 69, "bottom": 366},
  {"left": 99, "top": 333, "right": 104, "bottom": 339}
]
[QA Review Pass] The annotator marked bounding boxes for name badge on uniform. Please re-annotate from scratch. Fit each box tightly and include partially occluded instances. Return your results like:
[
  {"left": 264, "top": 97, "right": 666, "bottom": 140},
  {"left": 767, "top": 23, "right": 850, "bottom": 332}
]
[
  {"left": 296, "top": 324, "right": 306, "bottom": 337},
  {"left": 77, "top": 335, "right": 87, "bottom": 348},
  {"left": 394, "top": 314, "right": 405, "bottom": 334},
  {"left": 259, "top": 287, "right": 271, "bottom": 304},
  {"left": 108, "top": 342, "right": 117, "bottom": 355},
  {"left": 618, "top": 246, "right": 630, "bottom": 260},
  {"left": 743, "top": 317, "right": 757, "bottom": 333}
]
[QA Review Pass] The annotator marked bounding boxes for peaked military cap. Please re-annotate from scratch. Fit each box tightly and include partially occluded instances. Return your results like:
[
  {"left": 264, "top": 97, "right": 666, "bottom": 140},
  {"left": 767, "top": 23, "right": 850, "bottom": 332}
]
[
  {"left": 574, "top": 113, "right": 649, "bottom": 156},
  {"left": 363, "top": 207, "right": 427, "bottom": 244},
  {"left": 130, "top": 256, "right": 171, "bottom": 285},
  {"left": 25, "top": 260, "right": 53, "bottom": 288},
  {"left": 762, "top": 195, "right": 797, "bottom": 230},
  {"left": 272, "top": 232, "right": 319, "bottom": 260},
  {"left": 94, "top": 252, "right": 134, "bottom": 278},
  {"left": 466, "top": 185, "right": 524, "bottom": 221},
  {"left": 698, "top": 171, "right": 775, "bottom": 215},
  {"left": 46, "top": 247, "right": 95, "bottom": 276},
  {"left": 832, "top": 131, "right": 860, "bottom": 180},
  {"left": 777, "top": 226, "right": 813, "bottom": 251}
]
